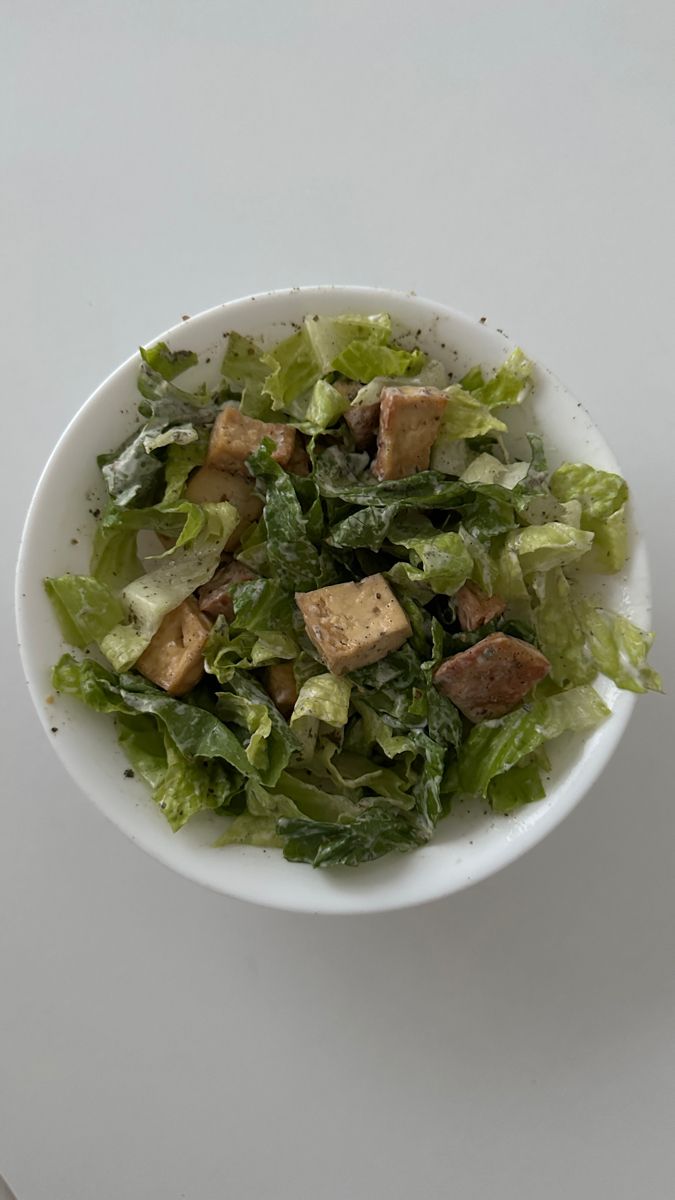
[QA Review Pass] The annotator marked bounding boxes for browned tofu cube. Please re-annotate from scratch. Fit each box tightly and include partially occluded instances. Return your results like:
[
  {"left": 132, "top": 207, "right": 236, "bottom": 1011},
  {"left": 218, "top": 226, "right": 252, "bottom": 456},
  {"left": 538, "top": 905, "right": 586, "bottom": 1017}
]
[
  {"left": 433, "top": 632, "right": 550, "bottom": 723},
  {"left": 295, "top": 574, "right": 412, "bottom": 676},
  {"left": 344, "top": 402, "right": 381, "bottom": 450},
  {"left": 197, "top": 560, "right": 257, "bottom": 621},
  {"left": 264, "top": 662, "right": 299, "bottom": 718},
  {"left": 372, "top": 387, "right": 446, "bottom": 480},
  {"left": 185, "top": 466, "right": 263, "bottom": 550},
  {"left": 136, "top": 598, "right": 212, "bottom": 696},
  {"left": 206, "top": 405, "right": 296, "bottom": 474},
  {"left": 455, "top": 582, "right": 506, "bottom": 632}
]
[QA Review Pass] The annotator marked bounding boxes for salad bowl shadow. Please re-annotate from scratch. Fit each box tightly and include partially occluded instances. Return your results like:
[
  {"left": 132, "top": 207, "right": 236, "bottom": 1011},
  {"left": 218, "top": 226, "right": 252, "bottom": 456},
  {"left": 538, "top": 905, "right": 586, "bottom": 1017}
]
[{"left": 15, "top": 286, "right": 651, "bottom": 913}]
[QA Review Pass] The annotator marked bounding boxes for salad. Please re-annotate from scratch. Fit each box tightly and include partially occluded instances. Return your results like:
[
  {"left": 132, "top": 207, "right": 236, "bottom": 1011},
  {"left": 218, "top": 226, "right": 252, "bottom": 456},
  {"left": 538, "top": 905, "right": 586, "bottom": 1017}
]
[{"left": 45, "top": 313, "right": 661, "bottom": 867}]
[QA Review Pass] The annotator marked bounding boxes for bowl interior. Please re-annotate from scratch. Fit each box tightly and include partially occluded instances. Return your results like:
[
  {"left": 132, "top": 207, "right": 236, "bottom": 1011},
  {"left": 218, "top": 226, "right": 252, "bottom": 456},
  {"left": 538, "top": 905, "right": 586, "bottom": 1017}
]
[{"left": 15, "top": 286, "right": 650, "bottom": 913}]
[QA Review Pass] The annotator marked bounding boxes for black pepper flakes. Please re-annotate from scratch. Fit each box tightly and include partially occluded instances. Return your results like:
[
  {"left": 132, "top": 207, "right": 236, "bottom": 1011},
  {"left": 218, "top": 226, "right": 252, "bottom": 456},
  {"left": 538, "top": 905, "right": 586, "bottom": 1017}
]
[{"left": 123, "top": 768, "right": 135, "bottom": 779}]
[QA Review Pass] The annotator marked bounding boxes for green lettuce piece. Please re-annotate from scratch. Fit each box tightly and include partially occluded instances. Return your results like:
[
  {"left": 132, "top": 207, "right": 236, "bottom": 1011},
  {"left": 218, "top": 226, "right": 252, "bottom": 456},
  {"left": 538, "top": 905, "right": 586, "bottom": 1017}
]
[
  {"left": 116, "top": 712, "right": 241, "bottom": 830},
  {"left": 247, "top": 442, "right": 322, "bottom": 591},
  {"left": 215, "top": 812, "right": 283, "bottom": 848},
  {"left": 585, "top": 505, "right": 628, "bottom": 574},
  {"left": 53, "top": 654, "right": 252, "bottom": 777},
  {"left": 349, "top": 701, "right": 445, "bottom": 831},
  {"left": 531, "top": 569, "right": 595, "bottom": 687},
  {"left": 100, "top": 502, "right": 238, "bottom": 670},
  {"left": 471, "top": 347, "right": 533, "bottom": 408},
  {"left": 550, "top": 462, "right": 629, "bottom": 573},
  {"left": 163, "top": 429, "right": 209, "bottom": 502},
  {"left": 459, "top": 685, "right": 611, "bottom": 797},
  {"left": 299, "top": 378, "right": 350, "bottom": 434},
  {"left": 461, "top": 452, "right": 529, "bottom": 489},
  {"left": 278, "top": 802, "right": 429, "bottom": 867},
  {"left": 99, "top": 365, "right": 219, "bottom": 508},
  {"left": 116, "top": 713, "right": 168, "bottom": 789},
  {"left": 290, "top": 674, "right": 352, "bottom": 758},
  {"left": 488, "top": 760, "right": 546, "bottom": 814},
  {"left": 139, "top": 342, "right": 198, "bottom": 381},
  {"left": 90, "top": 499, "right": 210, "bottom": 592},
  {"left": 44, "top": 575, "right": 125, "bottom": 648},
  {"left": 261, "top": 329, "right": 322, "bottom": 412},
  {"left": 550, "top": 462, "right": 628, "bottom": 521},
  {"left": 217, "top": 671, "right": 299, "bottom": 786},
  {"left": 460, "top": 365, "right": 485, "bottom": 391},
  {"left": 220, "top": 331, "right": 269, "bottom": 392},
  {"left": 246, "top": 768, "right": 359, "bottom": 824},
  {"left": 303, "top": 312, "right": 392, "bottom": 373},
  {"left": 204, "top": 616, "right": 297, "bottom": 684},
  {"left": 504, "top": 522, "right": 594, "bottom": 575},
  {"left": 430, "top": 389, "right": 507, "bottom": 469},
  {"left": 153, "top": 742, "right": 237, "bottom": 831},
  {"left": 390, "top": 529, "right": 473, "bottom": 597},
  {"left": 333, "top": 338, "right": 425, "bottom": 383},
  {"left": 576, "top": 603, "right": 662, "bottom": 693},
  {"left": 316, "top": 745, "right": 414, "bottom": 807},
  {"left": 327, "top": 503, "right": 404, "bottom": 550}
]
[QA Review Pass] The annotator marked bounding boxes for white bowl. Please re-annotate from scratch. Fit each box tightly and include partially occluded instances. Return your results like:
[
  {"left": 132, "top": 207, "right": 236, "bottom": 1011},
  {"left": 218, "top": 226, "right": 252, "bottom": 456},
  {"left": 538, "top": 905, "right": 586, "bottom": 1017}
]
[{"left": 15, "top": 286, "right": 651, "bottom": 914}]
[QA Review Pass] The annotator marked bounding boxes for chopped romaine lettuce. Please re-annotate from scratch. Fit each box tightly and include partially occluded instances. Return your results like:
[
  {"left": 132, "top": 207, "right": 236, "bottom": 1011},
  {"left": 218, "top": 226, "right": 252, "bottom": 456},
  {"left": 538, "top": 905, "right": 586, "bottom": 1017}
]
[{"left": 44, "top": 314, "right": 661, "bottom": 866}]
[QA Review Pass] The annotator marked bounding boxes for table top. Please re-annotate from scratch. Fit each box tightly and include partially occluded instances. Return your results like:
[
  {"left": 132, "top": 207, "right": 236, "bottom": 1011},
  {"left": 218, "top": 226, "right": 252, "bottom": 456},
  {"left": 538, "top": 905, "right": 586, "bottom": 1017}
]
[{"left": 2, "top": 3, "right": 674, "bottom": 1198}]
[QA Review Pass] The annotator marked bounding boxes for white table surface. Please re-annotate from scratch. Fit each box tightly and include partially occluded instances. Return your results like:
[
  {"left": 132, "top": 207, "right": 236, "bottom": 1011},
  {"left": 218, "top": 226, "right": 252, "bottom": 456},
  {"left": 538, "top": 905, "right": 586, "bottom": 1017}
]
[{"left": 2, "top": 3, "right": 674, "bottom": 1197}]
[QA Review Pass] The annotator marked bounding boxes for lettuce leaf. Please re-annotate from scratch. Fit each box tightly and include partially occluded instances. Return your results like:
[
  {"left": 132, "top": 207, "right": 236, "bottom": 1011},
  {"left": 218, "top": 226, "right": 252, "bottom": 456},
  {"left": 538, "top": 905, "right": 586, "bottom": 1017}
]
[
  {"left": 52, "top": 654, "right": 253, "bottom": 778},
  {"left": 247, "top": 442, "right": 322, "bottom": 591},
  {"left": 488, "top": 760, "right": 546, "bottom": 813},
  {"left": 470, "top": 347, "right": 533, "bottom": 408},
  {"left": 333, "top": 338, "right": 425, "bottom": 383},
  {"left": 303, "top": 312, "right": 392, "bottom": 373},
  {"left": 139, "top": 342, "right": 198, "bottom": 381},
  {"left": 458, "top": 685, "right": 610, "bottom": 797},
  {"left": 162, "top": 429, "right": 209, "bottom": 502},
  {"left": 461, "top": 452, "right": 529, "bottom": 489},
  {"left": 216, "top": 671, "right": 299, "bottom": 786},
  {"left": 503, "top": 522, "right": 594, "bottom": 574},
  {"left": 290, "top": 674, "right": 352, "bottom": 758},
  {"left": 389, "top": 530, "right": 473, "bottom": 597},
  {"left": 100, "top": 502, "right": 238, "bottom": 670},
  {"left": 117, "top": 712, "right": 242, "bottom": 831},
  {"left": 215, "top": 812, "right": 283, "bottom": 848},
  {"left": 278, "top": 802, "right": 429, "bottom": 867},
  {"left": 261, "top": 329, "right": 322, "bottom": 413},
  {"left": 220, "top": 331, "right": 269, "bottom": 393},
  {"left": 575, "top": 603, "right": 662, "bottom": 693},
  {"left": 550, "top": 462, "right": 629, "bottom": 573},
  {"left": 99, "top": 365, "right": 219, "bottom": 508},
  {"left": 531, "top": 569, "right": 596, "bottom": 687},
  {"left": 43, "top": 575, "right": 125, "bottom": 648},
  {"left": 298, "top": 378, "right": 350, "bottom": 434}
]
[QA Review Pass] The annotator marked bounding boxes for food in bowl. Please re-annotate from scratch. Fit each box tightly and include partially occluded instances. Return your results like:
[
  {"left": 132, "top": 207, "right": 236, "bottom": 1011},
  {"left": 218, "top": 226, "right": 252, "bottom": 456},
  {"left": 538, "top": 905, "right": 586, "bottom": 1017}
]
[{"left": 43, "top": 312, "right": 661, "bottom": 868}]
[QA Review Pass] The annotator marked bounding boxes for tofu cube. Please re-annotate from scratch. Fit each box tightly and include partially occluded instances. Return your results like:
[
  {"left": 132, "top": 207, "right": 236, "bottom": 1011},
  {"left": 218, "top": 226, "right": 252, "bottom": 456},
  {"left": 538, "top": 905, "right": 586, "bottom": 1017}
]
[
  {"left": 344, "top": 402, "right": 381, "bottom": 450},
  {"left": 433, "top": 632, "right": 550, "bottom": 723},
  {"left": 264, "top": 662, "right": 299, "bottom": 718},
  {"left": 185, "top": 465, "right": 263, "bottom": 549},
  {"left": 372, "top": 387, "right": 446, "bottom": 480},
  {"left": 295, "top": 574, "right": 412, "bottom": 676},
  {"left": 206, "top": 405, "right": 296, "bottom": 474},
  {"left": 136, "top": 598, "right": 212, "bottom": 696},
  {"left": 197, "top": 560, "right": 257, "bottom": 621},
  {"left": 454, "top": 582, "right": 506, "bottom": 632}
]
